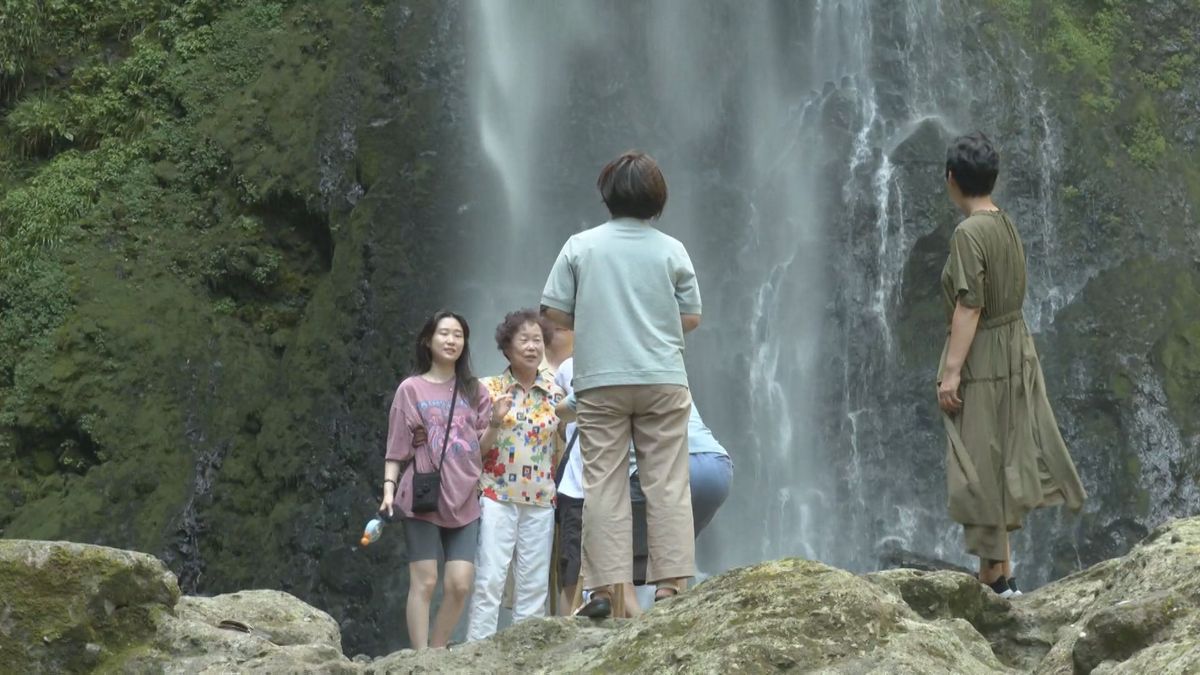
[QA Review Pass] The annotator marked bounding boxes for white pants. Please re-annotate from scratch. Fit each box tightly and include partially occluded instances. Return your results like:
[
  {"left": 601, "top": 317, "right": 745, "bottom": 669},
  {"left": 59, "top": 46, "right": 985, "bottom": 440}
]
[{"left": 466, "top": 497, "right": 555, "bottom": 641}]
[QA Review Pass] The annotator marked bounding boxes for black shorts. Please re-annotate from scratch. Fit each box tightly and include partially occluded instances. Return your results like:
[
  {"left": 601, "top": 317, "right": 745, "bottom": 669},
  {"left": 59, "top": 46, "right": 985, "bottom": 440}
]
[
  {"left": 556, "top": 495, "right": 584, "bottom": 587},
  {"left": 403, "top": 518, "right": 479, "bottom": 563}
]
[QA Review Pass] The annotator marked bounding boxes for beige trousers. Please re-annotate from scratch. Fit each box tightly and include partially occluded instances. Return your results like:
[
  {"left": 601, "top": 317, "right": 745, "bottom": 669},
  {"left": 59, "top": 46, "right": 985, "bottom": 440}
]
[{"left": 578, "top": 384, "right": 694, "bottom": 590}]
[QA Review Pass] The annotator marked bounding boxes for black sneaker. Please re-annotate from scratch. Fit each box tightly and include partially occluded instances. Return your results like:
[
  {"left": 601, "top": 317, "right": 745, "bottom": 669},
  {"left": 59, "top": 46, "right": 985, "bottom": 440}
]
[
  {"left": 1007, "top": 577, "right": 1023, "bottom": 597},
  {"left": 988, "top": 576, "right": 1015, "bottom": 599}
]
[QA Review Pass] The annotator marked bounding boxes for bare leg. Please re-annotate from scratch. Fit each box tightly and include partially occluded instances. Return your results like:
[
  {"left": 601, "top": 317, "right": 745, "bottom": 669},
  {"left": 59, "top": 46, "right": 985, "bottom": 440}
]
[
  {"left": 1002, "top": 537, "right": 1013, "bottom": 579},
  {"left": 978, "top": 558, "right": 1002, "bottom": 584},
  {"left": 430, "top": 560, "right": 474, "bottom": 648},
  {"left": 979, "top": 530, "right": 1008, "bottom": 583},
  {"left": 559, "top": 586, "right": 577, "bottom": 616},
  {"left": 406, "top": 560, "right": 439, "bottom": 650}
]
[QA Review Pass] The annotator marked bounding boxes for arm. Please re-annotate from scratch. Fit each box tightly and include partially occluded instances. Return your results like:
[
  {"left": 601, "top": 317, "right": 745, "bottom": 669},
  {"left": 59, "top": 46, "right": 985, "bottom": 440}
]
[
  {"left": 555, "top": 391, "right": 577, "bottom": 423},
  {"left": 479, "top": 418, "right": 502, "bottom": 454},
  {"left": 674, "top": 245, "right": 702, "bottom": 334},
  {"left": 380, "top": 385, "right": 416, "bottom": 516},
  {"left": 681, "top": 313, "right": 701, "bottom": 333},
  {"left": 541, "top": 241, "right": 576, "bottom": 328},
  {"left": 474, "top": 383, "right": 510, "bottom": 455},
  {"left": 380, "top": 460, "right": 403, "bottom": 517},
  {"left": 937, "top": 300, "right": 982, "bottom": 415},
  {"left": 541, "top": 306, "right": 575, "bottom": 330}
]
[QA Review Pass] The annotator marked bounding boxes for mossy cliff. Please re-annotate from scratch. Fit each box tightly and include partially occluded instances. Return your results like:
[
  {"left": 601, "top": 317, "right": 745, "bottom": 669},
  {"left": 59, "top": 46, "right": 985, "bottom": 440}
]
[{"left": 0, "top": 0, "right": 465, "bottom": 655}]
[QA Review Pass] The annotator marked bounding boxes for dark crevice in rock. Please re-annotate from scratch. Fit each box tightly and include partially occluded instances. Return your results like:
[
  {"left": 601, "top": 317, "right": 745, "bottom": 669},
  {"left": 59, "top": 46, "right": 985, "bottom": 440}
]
[
  {"left": 12, "top": 416, "right": 105, "bottom": 477},
  {"left": 254, "top": 191, "right": 335, "bottom": 274}
]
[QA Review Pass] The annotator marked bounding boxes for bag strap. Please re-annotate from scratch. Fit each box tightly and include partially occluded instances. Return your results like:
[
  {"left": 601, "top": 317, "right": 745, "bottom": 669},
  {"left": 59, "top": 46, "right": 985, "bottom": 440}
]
[
  {"left": 554, "top": 427, "right": 579, "bottom": 489},
  {"left": 431, "top": 378, "right": 459, "bottom": 473}
]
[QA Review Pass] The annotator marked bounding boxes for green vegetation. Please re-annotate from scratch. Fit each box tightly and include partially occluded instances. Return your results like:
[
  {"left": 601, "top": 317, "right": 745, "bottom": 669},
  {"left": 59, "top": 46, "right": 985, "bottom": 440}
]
[
  {"left": 986, "top": 0, "right": 1197, "bottom": 169},
  {"left": 0, "top": 1, "right": 312, "bottom": 554},
  {"left": 1137, "top": 53, "right": 1197, "bottom": 93},
  {"left": 1126, "top": 106, "right": 1167, "bottom": 168},
  {"left": 1, "top": 0, "right": 447, "bottom": 655},
  {"left": 1043, "top": 2, "right": 1127, "bottom": 112}
]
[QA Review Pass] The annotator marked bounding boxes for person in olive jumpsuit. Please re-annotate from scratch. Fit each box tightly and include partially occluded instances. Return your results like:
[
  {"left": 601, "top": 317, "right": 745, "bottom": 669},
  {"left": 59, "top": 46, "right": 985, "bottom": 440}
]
[{"left": 936, "top": 132, "right": 1087, "bottom": 597}]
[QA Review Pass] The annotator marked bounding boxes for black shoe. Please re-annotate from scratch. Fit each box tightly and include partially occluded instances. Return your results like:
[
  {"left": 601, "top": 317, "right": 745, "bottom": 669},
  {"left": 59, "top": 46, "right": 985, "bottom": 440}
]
[
  {"left": 1007, "top": 577, "right": 1023, "bottom": 597},
  {"left": 575, "top": 594, "right": 612, "bottom": 618},
  {"left": 987, "top": 576, "right": 1015, "bottom": 599}
]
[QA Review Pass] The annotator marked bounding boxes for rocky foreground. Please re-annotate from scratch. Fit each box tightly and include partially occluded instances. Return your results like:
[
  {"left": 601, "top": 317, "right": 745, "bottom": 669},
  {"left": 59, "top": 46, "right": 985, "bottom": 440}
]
[{"left": 3, "top": 517, "right": 1199, "bottom": 674}]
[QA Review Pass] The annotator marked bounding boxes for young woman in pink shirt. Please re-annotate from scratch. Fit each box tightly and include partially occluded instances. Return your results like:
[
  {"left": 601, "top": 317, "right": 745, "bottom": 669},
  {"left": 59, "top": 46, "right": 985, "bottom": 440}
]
[{"left": 378, "top": 310, "right": 507, "bottom": 649}]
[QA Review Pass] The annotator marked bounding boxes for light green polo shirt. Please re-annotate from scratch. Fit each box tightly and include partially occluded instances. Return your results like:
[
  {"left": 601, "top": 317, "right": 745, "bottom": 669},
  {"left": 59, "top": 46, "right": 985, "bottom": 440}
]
[{"left": 541, "top": 218, "right": 701, "bottom": 392}]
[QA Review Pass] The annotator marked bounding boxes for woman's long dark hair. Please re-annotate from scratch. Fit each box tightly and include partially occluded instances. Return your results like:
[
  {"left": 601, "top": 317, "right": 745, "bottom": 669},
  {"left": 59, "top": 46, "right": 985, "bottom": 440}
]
[{"left": 413, "top": 310, "right": 480, "bottom": 404}]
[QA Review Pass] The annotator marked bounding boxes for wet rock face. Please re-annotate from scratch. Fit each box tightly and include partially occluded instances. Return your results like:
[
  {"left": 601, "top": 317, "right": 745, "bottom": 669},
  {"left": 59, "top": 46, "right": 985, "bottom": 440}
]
[
  {"left": 824, "top": 0, "right": 1200, "bottom": 590},
  {"left": 7, "top": 519, "right": 1200, "bottom": 673}
]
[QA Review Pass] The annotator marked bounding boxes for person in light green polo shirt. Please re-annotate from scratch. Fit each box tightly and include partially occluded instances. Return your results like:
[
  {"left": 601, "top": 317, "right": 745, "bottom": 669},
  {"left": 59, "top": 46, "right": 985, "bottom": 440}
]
[{"left": 541, "top": 150, "right": 701, "bottom": 618}]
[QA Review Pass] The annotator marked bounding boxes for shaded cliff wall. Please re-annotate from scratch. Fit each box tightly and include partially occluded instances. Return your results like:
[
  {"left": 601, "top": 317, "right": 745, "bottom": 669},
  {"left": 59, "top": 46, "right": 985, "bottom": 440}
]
[{"left": 0, "top": 0, "right": 467, "bottom": 655}]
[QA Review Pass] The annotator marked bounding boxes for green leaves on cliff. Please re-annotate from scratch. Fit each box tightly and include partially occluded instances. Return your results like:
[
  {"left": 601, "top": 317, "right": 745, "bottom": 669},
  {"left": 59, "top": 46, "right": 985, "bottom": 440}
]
[
  {"left": 1044, "top": 3, "right": 1127, "bottom": 113},
  {"left": 988, "top": 0, "right": 1197, "bottom": 171},
  {"left": 0, "top": 1, "right": 174, "bottom": 97},
  {"left": 0, "top": 0, "right": 304, "bottom": 546}
]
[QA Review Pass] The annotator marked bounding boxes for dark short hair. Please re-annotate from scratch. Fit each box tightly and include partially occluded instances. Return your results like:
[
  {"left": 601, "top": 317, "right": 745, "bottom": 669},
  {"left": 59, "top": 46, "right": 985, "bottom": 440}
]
[
  {"left": 597, "top": 150, "right": 668, "bottom": 220},
  {"left": 945, "top": 132, "right": 999, "bottom": 197},
  {"left": 494, "top": 308, "right": 554, "bottom": 357}
]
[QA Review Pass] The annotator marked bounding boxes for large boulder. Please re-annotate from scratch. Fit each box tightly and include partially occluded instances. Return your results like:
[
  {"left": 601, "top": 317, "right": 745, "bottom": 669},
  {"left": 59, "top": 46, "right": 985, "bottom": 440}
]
[
  {"left": 0, "top": 540, "right": 357, "bottom": 673},
  {"left": 872, "top": 516, "right": 1200, "bottom": 674},
  {"left": 0, "top": 539, "right": 180, "bottom": 672},
  {"left": 128, "top": 591, "right": 355, "bottom": 674},
  {"left": 1025, "top": 517, "right": 1200, "bottom": 674},
  {"left": 373, "top": 559, "right": 1012, "bottom": 674}
]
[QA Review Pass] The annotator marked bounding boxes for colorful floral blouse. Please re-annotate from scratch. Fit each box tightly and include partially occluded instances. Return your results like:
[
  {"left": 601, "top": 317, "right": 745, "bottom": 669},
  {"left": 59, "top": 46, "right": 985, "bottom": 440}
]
[{"left": 480, "top": 367, "right": 565, "bottom": 508}]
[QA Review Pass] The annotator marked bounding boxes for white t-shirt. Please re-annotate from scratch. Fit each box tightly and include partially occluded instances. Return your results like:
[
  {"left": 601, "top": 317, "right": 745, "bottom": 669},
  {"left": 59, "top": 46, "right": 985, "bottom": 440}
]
[{"left": 554, "top": 358, "right": 585, "bottom": 499}]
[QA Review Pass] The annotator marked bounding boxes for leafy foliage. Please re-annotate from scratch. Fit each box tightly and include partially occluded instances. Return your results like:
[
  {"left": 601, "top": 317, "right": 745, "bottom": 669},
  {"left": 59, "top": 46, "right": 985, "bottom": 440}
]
[{"left": 0, "top": 0, "right": 309, "bottom": 544}]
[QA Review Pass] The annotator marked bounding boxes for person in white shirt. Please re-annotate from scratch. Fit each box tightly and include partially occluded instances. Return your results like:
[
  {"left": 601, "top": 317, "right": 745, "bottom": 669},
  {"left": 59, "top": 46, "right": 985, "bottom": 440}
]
[{"left": 555, "top": 360, "right": 733, "bottom": 616}]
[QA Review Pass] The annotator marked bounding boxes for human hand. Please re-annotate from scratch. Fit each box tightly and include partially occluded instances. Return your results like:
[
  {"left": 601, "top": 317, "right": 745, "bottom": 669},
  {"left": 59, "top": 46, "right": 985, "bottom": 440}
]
[
  {"left": 492, "top": 391, "right": 514, "bottom": 424},
  {"left": 379, "top": 483, "right": 396, "bottom": 519},
  {"left": 412, "top": 425, "right": 427, "bottom": 448},
  {"left": 937, "top": 371, "right": 963, "bottom": 415}
]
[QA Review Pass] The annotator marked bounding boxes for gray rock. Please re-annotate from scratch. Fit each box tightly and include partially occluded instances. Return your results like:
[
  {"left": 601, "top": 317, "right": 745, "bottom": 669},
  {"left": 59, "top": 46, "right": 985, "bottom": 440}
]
[
  {"left": 9, "top": 517, "right": 1200, "bottom": 673},
  {"left": 0, "top": 539, "right": 180, "bottom": 673}
]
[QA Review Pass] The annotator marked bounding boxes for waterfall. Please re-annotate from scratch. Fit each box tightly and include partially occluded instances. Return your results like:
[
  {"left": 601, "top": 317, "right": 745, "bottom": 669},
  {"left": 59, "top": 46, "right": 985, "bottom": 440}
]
[{"left": 458, "top": 0, "right": 1080, "bottom": 582}]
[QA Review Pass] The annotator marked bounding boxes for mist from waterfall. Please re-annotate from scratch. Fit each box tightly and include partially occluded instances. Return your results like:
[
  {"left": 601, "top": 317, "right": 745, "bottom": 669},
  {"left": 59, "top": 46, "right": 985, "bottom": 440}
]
[{"left": 457, "top": 0, "right": 1081, "bottom": 583}]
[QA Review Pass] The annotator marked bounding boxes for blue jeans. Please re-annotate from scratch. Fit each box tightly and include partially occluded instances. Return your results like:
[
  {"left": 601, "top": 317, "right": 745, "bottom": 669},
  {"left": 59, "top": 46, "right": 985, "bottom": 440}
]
[
  {"left": 688, "top": 452, "right": 733, "bottom": 536},
  {"left": 631, "top": 452, "right": 733, "bottom": 584}
]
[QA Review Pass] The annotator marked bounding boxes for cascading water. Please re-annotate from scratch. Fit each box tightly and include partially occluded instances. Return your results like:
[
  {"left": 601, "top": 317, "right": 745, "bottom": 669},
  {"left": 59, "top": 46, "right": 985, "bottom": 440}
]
[{"left": 456, "top": 0, "right": 1134, "bottom": 585}]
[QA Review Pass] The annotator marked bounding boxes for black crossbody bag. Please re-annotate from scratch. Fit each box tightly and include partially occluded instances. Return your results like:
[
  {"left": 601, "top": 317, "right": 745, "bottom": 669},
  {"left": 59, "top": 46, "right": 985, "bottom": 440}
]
[
  {"left": 411, "top": 379, "right": 459, "bottom": 513},
  {"left": 554, "top": 427, "right": 580, "bottom": 490}
]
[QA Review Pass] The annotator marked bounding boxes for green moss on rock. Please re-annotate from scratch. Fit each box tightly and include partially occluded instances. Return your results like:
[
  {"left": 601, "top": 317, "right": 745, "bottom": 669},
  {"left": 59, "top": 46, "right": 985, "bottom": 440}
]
[{"left": 0, "top": 540, "right": 179, "bottom": 673}]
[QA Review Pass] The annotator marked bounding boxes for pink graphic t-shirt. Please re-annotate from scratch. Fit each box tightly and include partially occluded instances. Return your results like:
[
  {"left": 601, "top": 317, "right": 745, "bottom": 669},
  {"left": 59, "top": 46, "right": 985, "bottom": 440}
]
[{"left": 385, "top": 375, "right": 492, "bottom": 528}]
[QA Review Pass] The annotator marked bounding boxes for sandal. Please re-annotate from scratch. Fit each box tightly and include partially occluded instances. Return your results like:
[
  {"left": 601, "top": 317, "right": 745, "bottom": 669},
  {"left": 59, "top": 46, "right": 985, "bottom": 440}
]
[
  {"left": 575, "top": 590, "right": 613, "bottom": 618},
  {"left": 654, "top": 579, "right": 684, "bottom": 603}
]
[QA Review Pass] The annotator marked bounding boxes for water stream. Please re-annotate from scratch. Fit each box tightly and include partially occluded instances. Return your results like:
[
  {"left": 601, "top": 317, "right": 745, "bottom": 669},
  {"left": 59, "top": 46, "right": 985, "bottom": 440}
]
[{"left": 456, "top": 0, "right": 1101, "bottom": 584}]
